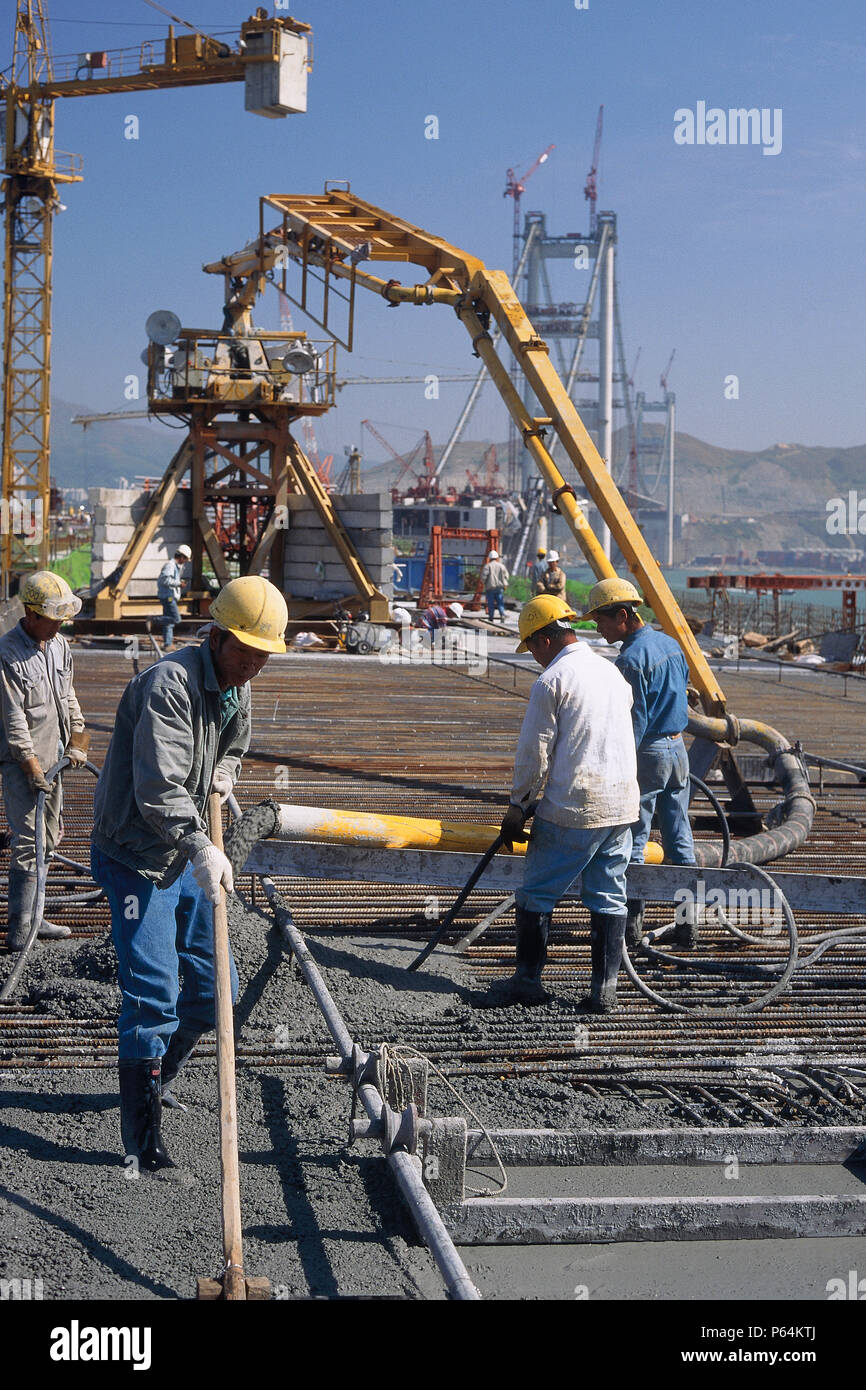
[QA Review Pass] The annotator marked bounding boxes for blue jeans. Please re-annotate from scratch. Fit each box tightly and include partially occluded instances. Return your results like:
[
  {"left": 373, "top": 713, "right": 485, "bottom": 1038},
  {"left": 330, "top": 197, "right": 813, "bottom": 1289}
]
[
  {"left": 516, "top": 815, "right": 632, "bottom": 916},
  {"left": 631, "top": 735, "right": 695, "bottom": 865},
  {"left": 91, "top": 843, "right": 238, "bottom": 1061},
  {"left": 160, "top": 597, "right": 180, "bottom": 647},
  {"left": 486, "top": 587, "right": 505, "bottom": 622}
]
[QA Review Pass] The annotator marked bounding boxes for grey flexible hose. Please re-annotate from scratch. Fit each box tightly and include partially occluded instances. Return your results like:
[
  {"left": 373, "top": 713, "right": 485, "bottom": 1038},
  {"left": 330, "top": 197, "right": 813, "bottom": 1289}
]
[
  {"left": 1, "top": 757, "right": 101, "bottom": 1001},
  {"left": 687, "top": 711, "right": 816, "bottom": 867}
]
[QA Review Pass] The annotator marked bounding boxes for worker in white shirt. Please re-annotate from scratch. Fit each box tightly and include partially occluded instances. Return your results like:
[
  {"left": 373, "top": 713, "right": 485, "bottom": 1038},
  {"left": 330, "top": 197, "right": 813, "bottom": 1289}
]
[
  {"left": 479, "top": 594, "right": 640, "bottom": 1011},
  {"left": 156, "top": 544, "right": 191, "bottom": 652}
]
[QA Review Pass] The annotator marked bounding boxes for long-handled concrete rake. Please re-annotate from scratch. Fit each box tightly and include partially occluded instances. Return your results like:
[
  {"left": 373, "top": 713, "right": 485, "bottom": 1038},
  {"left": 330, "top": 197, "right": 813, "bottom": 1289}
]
[{"left": 196, "top": 792, "right": 269, "bottom": 1301}]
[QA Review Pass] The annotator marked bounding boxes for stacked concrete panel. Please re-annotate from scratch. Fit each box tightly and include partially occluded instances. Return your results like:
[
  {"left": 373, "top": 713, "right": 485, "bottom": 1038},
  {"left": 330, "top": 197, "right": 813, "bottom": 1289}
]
[
  {"left": 282, "top": 492, "right": 393, "bottom": 601},
  {"left": 88, "top": 487, "right": 193, "bottom": 598}
]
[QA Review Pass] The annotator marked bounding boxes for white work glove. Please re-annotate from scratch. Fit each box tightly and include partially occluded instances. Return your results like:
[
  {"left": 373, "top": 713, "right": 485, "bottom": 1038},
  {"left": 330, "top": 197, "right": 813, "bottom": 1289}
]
[
  {"left": 190, "top": 844, "right": 234, "bottom": 904},
  {"left": 212, "top": 769, "right": 233, "bottom": 804}
]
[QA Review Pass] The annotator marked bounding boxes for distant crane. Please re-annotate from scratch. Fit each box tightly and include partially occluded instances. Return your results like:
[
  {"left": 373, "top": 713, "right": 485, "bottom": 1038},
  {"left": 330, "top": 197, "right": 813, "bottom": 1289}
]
[
  {"left": 1, "top": 0, "right": 311, "bottom": 576},
  {"left": 301, "top": 418, "right": 334, "bottom": 490},
  {"left": 504, "top": 144, "right": 553, "bottom": 486},
  {"left": 504, "top": 143, "right": 554, "bottom": 284},
  {"left": 660, "top": 349, "right": 676, "bottom": 392},
  {"left": 584, "top": 105, "right": 603, "bottom": 236},
  {"left": 361, "top": 419, "right": 424, "bottom": 500}
]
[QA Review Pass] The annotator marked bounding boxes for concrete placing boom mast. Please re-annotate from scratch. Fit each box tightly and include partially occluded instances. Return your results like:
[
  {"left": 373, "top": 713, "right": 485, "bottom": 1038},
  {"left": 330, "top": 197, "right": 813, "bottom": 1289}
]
[{"left": 258, "top": 188, "right": 725, "bottom": 713}]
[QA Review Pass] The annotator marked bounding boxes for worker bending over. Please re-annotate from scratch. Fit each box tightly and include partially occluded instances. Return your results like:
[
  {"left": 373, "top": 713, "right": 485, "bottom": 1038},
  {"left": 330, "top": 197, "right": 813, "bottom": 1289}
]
[
  {"left": 536, "top": 549, "right": 567, "bottom": 600},
  {"left": 585, "top": 578, "right": 696, "bottom": 948},
  {"left": 90, "top": 576, "right": 287, "bottom": 1171},
  {"left": 0, "top": 572, "right": 89, "bottom": 950},
  {"left": 480, "top": 595, "right": 639, "bottom": 1010}
]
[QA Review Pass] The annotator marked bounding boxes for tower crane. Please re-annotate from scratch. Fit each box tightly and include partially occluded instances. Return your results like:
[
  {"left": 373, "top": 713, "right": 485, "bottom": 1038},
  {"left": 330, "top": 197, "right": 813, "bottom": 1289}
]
[
  {"left": 584, "top": 104, "right": 603, "bottom": 236},
  {"left": 1, "top": 1, "right": 311, "bottom": 579},
  {"left": 503, "top": 144, "right": 553, "bottom": 484},
  {"left": 660, "top": 349, "right": 676, "bottom": 392},
  {"left": 503, "top": 143, "right": 554, "bottom": 290}
]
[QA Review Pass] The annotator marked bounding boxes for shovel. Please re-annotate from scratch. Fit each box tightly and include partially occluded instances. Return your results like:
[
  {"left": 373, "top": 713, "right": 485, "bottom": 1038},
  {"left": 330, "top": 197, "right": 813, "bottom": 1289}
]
[{"left": 196, "top": 791, "right": 269, "bottom": 1301}]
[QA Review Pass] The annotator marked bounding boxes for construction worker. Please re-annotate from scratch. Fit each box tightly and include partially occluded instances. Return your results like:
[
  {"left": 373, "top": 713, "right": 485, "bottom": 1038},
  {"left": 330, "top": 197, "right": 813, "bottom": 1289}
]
[
  {"left": 536, "top": 549, "right": 567, "bottom": 601},
  {"left": 480, "top": 549, "right": 509, "bottom": 622},
  {"left": 585, "top": 577, "right": 696, "bottom": 949},
  {"left": 156, "top": 544, "right": 192, "bottom": 652},
  {"left": 479, "top": 595, "right": 639, "bottom": 1010},
  {"left": 90, "top": 575, "right": 287, "bottom": 1171},
  {"left": 0, "top": 572, "right": 89, "bottom": 950},
  {"left": 530, "top": 548, "right": 548, "bottom": 594},
  {"left": 416, "top": 601, "right": 463, "bottom": 633}
]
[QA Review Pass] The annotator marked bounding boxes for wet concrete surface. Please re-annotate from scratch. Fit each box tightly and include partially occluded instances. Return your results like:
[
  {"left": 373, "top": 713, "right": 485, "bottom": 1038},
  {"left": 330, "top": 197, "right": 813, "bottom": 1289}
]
[{"left": 2, "top": 880, "right": 866, "bottom": 1300}]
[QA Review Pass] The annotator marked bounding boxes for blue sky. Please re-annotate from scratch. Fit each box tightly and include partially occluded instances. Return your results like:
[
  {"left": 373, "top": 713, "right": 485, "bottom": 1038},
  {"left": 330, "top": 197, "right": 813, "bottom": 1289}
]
[{"left": 25, "top": 0, "right": 866, "bottom": 461}]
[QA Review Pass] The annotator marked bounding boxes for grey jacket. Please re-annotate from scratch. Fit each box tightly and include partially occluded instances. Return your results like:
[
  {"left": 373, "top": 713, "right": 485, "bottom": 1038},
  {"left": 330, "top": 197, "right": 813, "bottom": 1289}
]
[
  {"left": 92, "top": 638, "right": 250, "bottom": 886},
  {"left": 0, "top": 621, "right": 85, "bottom": 767},
  {"left": 157, "top": 559, "right": 186, "bottom": 602},
  {"left": 481, "top": 559, "right": 510, "bottom": 591}
]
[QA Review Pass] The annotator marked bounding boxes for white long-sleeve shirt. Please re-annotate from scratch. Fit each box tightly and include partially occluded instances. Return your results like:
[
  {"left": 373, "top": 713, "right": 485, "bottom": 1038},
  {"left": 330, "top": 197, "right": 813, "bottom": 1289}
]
[{"left": 510, "top": 641, "right": 640, "bottom": 829}]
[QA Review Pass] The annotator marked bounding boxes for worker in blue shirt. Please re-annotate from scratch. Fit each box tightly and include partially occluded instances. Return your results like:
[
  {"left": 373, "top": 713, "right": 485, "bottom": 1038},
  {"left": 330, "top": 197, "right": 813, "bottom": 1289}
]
[{"left": 585, "top": 578, "right": 697, "bottom": 949}]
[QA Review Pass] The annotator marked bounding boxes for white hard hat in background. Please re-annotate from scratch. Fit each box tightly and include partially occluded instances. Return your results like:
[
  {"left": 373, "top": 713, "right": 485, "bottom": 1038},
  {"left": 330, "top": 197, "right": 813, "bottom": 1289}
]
[
  {"left": 447, "top": 602, "right": 464, "bottom": 619},
  {"left": 176, "top": 544, "right": 192, "bottom": 560},
  {"left": 392, "top": 606, "right": 412, "bottom": 625},
  {"left": 488, "top": 550, "right": 499, "bottom": 560},
  {"left": 547, "top": 550, "right": 560, "bottom": 562}
]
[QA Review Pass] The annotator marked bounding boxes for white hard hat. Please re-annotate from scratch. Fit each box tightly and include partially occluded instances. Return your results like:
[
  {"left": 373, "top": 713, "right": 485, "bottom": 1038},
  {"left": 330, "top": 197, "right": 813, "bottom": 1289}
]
[
  {"left": 547, "top": 550, "right": 560, "bottom": 562},
  {"left": 488, "top": 550, "right": 499, "bottom": 560},
  {"left": 392, "top": 606, "right": 412, "bottom": 625},
  {"left": 175, "top": 544, "right": 192, "bottom": 560},
  {"left": 447, "top": 602, "right": 464, "bottom": 618}
]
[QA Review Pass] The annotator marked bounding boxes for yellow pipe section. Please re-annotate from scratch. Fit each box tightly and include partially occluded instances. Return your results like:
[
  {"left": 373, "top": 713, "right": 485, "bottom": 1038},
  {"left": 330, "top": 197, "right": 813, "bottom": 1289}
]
[{"left": 273, "top": 804, "right": 663, "bottom": 862}]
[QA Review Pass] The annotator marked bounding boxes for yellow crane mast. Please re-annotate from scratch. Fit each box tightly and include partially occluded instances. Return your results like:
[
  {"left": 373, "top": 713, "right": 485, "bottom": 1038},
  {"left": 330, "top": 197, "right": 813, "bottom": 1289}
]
[{"left": 1, "top": 2, "right": 311, "bottom": 581}]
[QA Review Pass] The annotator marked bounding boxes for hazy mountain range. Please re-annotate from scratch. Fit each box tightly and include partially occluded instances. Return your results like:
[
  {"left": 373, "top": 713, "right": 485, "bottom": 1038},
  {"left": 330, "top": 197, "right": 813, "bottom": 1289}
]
[{"left": 50, "top": 397, "right": 863, "bottom": 552}]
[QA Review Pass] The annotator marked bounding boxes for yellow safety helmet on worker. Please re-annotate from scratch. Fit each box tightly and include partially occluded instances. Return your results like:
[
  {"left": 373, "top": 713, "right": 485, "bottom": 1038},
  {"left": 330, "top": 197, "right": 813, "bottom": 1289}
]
[
  {"left": 583, "top": 577, "right": 642, "bottom": 621},
  {"left": 19, "top": 570, "right": 82, "bottom": 621},
  {"left": 209, "top": 575, "right": 288, "bottom": 653},
  {"left": 516, "top": 594, "right": 577, "bottom": 653}
]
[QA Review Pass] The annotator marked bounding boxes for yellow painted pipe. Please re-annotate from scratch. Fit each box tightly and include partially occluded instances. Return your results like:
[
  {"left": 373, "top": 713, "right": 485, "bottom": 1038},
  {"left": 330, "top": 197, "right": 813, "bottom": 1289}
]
[{"left": 274, "top": 804, "right": 664, "bottom": 862}]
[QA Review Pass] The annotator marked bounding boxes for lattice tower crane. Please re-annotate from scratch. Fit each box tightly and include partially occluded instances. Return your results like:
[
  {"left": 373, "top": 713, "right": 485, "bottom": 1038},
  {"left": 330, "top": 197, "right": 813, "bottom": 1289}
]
[
  {"left": 584, "top": 104, "right": 603, "bottom": 236},
  {"left": 1, "top": 1, "right": 311, "bottom": 579}
]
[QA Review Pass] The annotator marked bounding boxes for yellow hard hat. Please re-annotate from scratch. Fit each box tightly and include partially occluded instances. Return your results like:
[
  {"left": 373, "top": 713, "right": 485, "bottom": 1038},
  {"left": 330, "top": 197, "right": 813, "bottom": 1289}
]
[
  {"left": 20, "top": 570, "right": 82, "bottom": 621},
  {"left": 210, "top": 576, "right": 288, "bottom": 653},
  {"left": 583, "top": 576, "right": 642, "bottom": 620},
  {"left": 516, "top": 594, "right": 577, "bottom": 653}
]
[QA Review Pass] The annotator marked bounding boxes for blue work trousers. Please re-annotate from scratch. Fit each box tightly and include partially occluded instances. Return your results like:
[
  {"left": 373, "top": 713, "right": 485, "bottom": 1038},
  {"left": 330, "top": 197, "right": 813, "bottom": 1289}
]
[
  {"left": 630, "top": 735, "right": 695, "bottom": 865},
  {"left": 486, "top": 587, "right": 506, "bottom": 622},
  {"left": 160, "top": 598, "right": 180, "bottom": 647},
  {"left": 516, "top": 814, "right": 632, "bottom": 916},
  {"left": 91, "top": 843, "right": 238, "bottom": 1061}
]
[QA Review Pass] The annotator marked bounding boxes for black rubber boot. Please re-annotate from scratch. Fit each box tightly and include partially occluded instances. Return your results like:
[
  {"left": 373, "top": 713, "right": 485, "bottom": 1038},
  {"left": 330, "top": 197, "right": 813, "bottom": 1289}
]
[
  {"left": 625, "top": 897, "right": 645, "bottom": 950},
  {"left": 119, "top": 1059, "right": 175, "bottom": 1171},
  {"left": 160, "top": 1024, "right": 204, "bottom": 1110},
  {"left": 476, "top": 907, "right": 552, "bottom": 1007},
  {"left": 672, "top": 899, "right": 699, "bottom": 949},
  {"left": 5, "top": 868, "right": 71, "bottom": 950},
  {"left": 578, "top": 912, "right": 628, "bottom": 1014}
]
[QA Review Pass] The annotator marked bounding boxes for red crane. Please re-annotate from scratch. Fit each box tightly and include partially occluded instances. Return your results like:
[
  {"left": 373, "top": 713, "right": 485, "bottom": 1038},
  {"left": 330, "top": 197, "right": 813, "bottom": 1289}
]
[
  {"left": 504, "top": 143, "right": 554, "bottom": 281},
  {"left": 361, "top": 419, "right": 426, "bottom": 501},
  {"left": 584, "top": 104, "right": 604, "bottom": 236}
]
